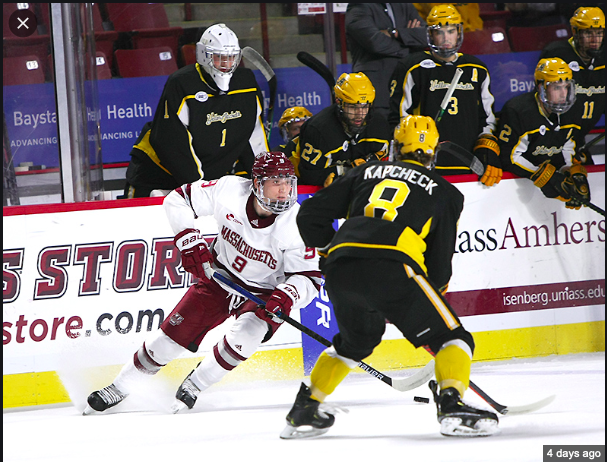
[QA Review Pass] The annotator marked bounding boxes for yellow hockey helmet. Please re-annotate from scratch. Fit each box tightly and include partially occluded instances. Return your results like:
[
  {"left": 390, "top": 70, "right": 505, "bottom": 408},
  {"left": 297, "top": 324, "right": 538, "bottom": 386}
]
[
  {"left": 393, "top": 115, "right": 439, "bottom": 165},
  {"left": 534, "top": 58, "right": 576, "bottom": 114},
  {"left": 278, "top": 106, "right": 312, "bottom": 129},
  {"left": 334, "top": 72, "right": 376, "bottom": 105},
  {"left": 278, "top": 106, "right": 312, "bottom": 142},
  {"left": 570, "top": 7, "right": 604, "bottom": 58},
  {"left": 426, "top": 5, "right": 464, "bottom": 58}
]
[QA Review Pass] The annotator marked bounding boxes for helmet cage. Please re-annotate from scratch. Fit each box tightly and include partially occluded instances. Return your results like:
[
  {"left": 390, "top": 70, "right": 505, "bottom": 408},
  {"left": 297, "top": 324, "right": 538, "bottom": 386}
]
[
  {"left": 427, "top": 23, "right": 464, "bottom": 58},
  {"left": 573, "top": 27, "right": 605, "bottom": 58},
  {"left": 253, "top": 175, "right": 298, "bottom": 214},
  {"left": 336, "top": 101, "right": 372, "bottom": 136},
  {"left": 537, "top": 79, "right": 576, "bottom": 114}
]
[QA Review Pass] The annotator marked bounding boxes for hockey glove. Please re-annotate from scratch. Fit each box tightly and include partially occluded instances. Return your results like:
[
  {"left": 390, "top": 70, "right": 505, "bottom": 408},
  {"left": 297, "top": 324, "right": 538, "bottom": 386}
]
[
  {"left": 255, "top": 289, "right": 293, "bottom": 328},
  {"left": 562, "top": 163, "right": 590, "bottom": 210},
  {"left": 473, "top": 134, "right": 502, "bottom": 187},
  {"left": 530, "top": 160, "right": 572, "bottom": 203},
  {"left": 174, "top": 228, "right": 213, "bottom": 280}
]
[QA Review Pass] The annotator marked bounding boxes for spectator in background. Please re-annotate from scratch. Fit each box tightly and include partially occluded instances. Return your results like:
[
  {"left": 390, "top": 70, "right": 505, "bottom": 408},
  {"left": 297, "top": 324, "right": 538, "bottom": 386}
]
[
  {"left": 273, "top": 106, "right": 313, "bottom": 154},
  {"left": 121, "top": 24, "right": 268, "bottom": 198},
  {"left": 291, "top": 73, "right": 390, "bottom": 187},
  {"left": 389, "top": 4, "right": 502, "bottom": 186},
  {"left": 413, "top": 3, "right": 483, "bottom": 32},
  {"left": 505, "top": 3, "right": 567, "bottom": 27},
  {"left": 540, "top": 6, "right": 605, "bottom": 164},
  {"left": 345, "top": 3, "right": 427, "bottom": 120},
  {"left": 497, "top": 58, "right": 591, "bottom": 210}
]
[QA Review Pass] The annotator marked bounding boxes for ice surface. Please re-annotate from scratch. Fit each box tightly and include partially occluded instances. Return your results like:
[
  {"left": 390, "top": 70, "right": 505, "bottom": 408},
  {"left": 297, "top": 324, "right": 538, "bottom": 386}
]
[{"left": 3, "top": 352, "right": 604, "bottom": 462}]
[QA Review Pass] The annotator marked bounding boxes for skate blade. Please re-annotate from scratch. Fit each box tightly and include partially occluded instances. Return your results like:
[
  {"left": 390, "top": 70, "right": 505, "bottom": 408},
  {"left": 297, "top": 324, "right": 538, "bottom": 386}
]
[
  {"left": 170, "top": 400, "right": 188, "bottom": 414},
  {"left": 440, "top": 417, "right": 499, "bottom": 437},
  {"left": 279, "top": 424, "right": 330, "bottom": 439}
]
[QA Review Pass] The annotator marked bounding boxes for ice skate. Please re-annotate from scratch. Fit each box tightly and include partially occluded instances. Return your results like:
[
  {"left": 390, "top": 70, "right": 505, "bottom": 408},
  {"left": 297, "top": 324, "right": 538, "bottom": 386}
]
[
  {"left": 429, "top": 380, "right": 499, "bottom": 437},
  {"left": 280, "top": 383, "right": 335, "bottom": 439},
  {"left": 170, "top": 369, "right": 201, "bottom": 414},
  {"left": 83, "top": 384, "right": 128, "bottom": 415}
]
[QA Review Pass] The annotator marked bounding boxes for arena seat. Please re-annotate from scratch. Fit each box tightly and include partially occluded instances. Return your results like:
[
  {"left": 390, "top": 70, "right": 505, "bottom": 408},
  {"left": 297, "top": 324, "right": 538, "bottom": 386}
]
[
  {"left": 460, "top": 27, "right": 511, "bottom": 55},
  {"left": 508, "top": 24, "right": 572, "bottom": 52},
  {"left": 104, "top": 3, "right": 183, "bottom": 59},
  {"left": 114, "top": 47, "right": 178, "bottom": 78},
  {"left": 180, "top": 43, "right": 196, "bottom": 67},
  {"left": 478, "top": 3, "right": 512, "bottom": 30},
  {"left": 3, "top": 55, "right": 46, "bottom": 86}
]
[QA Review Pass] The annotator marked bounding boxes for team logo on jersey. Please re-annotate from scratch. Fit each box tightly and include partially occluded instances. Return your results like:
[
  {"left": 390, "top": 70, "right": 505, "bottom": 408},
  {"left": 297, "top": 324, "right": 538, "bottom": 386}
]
[
  {"left": 568, "top": 61, "right": 580, "bottom": 72},
  {"left": 226, "top": 213, "right": 243, "bottom": 225},
  {"left": 420, "top": 59, "right": 436, "bottom": 69},
  {"left": 342, "top": 140, "right": 349, "bottom": 152},
  {"left": 169, "top": 313, "right": 184, "bottom": 326},
  {"left": 539, "top": 125, "right": 547, "bottom": 136},
  {"left": 206, "top": 111, "right": 243, "bottom": 125},
  {"left": 195, "top": 91, "right": 209, "bottom": 102}
]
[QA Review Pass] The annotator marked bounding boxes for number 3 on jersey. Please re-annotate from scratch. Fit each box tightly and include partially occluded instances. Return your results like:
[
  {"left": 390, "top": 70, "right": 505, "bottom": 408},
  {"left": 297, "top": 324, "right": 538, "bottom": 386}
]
[{"left": 364, "top": 179, "right": 410, "bottom": 221}]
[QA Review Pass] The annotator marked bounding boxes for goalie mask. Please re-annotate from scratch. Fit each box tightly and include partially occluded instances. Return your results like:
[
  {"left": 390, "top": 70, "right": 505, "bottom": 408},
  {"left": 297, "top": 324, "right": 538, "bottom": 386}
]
[
  {"left": 426, "top": 5, "right": 464, "bottom": 59},
  {"left": 196, "top": 23, "right": 241, "bottom": 91},
  {"left": 251, "top": 152, "right": 298, "bottom": 214},
  {"left": 534, "top": 58, "right": 576, "bottom": 115},
  {"left": 392, "top": 115, "right": 439, "bottom": 168},
  {"left": 334, "top": 72, "right": 375, "bottom": 136},
  {"left": 278, "top": 106, "right": 312, "bottom": 143},
  {"left": 570, "top": 7, "right": 605, "bottom": 59}
]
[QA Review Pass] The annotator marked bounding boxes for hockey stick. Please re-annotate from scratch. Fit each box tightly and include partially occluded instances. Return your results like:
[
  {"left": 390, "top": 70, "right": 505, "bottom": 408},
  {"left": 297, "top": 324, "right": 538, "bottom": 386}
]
[
  {"left": 297, "top": 51, "right": 336, "bottom": 102},
  {"left": 468, "top": 384, "right": 555, "bottom": 415},
  {"left": 579, "top": 132, "right": 605, "bottom": 153},
  {"left": 438, "top": 140, "right": 485, "bottom": 176},
  {"left": 242, "top": 46, "right": 277, "bottom": 144},
  {"left": 435, "top": 68, "right": 463, "bottom": 123},
  {"left": 204, "top": 264, "right": 434, "bottom": 392}
]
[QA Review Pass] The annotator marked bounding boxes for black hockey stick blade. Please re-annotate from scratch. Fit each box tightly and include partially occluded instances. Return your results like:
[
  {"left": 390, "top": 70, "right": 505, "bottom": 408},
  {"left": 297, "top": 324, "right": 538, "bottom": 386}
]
[
  {"left": 242, "top": 46, "right": 277, "bottom": 143},
  {"left": 578, "top": 198, "right": 605, "bottom": 216},
  {"left": 437, "top": 141, "right": 485, "bottom": 176},
  {"left": 297, "top": 51, "right": 336, "bottom": 101},
  {"left": 204, "top": 263, "right": 434, "bottom": 392}
]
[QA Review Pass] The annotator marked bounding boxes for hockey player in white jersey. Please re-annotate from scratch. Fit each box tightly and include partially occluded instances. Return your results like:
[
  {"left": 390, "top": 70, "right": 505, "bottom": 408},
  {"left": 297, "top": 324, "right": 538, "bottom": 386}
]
[{"left": 84, "top": 151, "right": 322, "bottom": 414}]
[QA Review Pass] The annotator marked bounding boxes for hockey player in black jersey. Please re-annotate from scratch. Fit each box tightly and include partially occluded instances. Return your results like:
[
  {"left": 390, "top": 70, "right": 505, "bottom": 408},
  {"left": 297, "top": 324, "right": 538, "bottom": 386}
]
[
  {"left": 497, "top": 57, "right": 591, "bottom": 210},
  {"left": 291, "top": 72, "right": 390, "bottom": 187},
  {"left": 282, "top": 115, "right": 498, "bottom": 439},
  {"left": 122, "top": 24, "right": 269, "bottom": 198},
  {"left": 273, "top": 106, "right": 312, "bottom": 154},
  {"left": 540, "top": 7, "right": 605, "bottom": 164},
  {"left": 389, "top": 5, "right": 502, "bottom": 186}
]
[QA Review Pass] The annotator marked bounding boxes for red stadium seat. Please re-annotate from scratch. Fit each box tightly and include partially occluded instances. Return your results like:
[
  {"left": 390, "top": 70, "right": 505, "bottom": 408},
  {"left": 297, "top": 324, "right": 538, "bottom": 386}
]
[
  {"left": 180, "top": 43, "right": 196, "bottom": 66},
  {"left": 508, "top": 24, "right": 572, "bottom": 52},
  {"left": 3, "top": 55, "right": 45, "bottom": 86},
  {"left": 114, "top": 47, "right": 178, "bottom": 78},
  {"left": 104, "top": 3, "right": 183, "bottom": 59},
  {"left": 46, "top": 52, "right": 113, "bottom": 81},
  {"left": 92, "top": 3, "right": 119, "bottom": 71},
  {"left": 460, "top": 27, "right": 511, "bottom": 55}
]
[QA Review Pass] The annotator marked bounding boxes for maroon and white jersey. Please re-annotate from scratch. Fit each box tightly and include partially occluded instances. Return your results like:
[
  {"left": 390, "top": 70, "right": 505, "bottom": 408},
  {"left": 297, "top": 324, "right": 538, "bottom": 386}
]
[{"left": 164, "top": 175, "right": 322, "bottom": 310}]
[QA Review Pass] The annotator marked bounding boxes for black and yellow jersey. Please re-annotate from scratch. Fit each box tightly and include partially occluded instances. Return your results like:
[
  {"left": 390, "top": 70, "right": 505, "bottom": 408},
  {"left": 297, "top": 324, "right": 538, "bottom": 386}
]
[
  {"left": 540, "top": 38, "right": 605, "bottom": 140},
  {"left": 296, "top": 160, "right": 463, "bottom": 290},
  {"left": 389, "top": 51, "right": 497, "bottom": 175},
  {"left": 497, "top": 91, "right": 581, "bottom": 179},
  {"left": 126, "top": 64, "right": 268, "bottom": 192},
  {"left": 293, "top": 105, "right": 390, "bottom": 186}
]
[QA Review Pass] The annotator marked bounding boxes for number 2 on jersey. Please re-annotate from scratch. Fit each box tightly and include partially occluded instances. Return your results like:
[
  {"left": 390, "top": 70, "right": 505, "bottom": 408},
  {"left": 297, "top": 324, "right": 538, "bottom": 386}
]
[{"left": 364, "top": 179, "right": 410, "bottom": 221}]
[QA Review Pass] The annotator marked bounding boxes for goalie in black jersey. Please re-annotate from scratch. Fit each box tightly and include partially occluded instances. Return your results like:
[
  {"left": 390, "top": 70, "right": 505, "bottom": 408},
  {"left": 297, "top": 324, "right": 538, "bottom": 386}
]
[
  {"left": 497, "top": 57, "right": 590, "bottom": 210},
  {"left": 388, "top": 5, "right": 501, "bottom": 186},
  {"left": 540, "top": 7, "right": 605, "bottom": 164},
  {"left": 122, "top": 24, "right": 269, "bottom": 198},
  {"left": 282, "top": 115, "right": 498, "bottom": 439}
]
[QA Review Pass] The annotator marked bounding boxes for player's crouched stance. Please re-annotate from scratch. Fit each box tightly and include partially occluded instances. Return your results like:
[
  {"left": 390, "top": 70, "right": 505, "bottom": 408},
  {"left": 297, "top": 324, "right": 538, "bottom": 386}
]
[
  {"left": 84, "top": 152, "right": 321, "bottom": 415},
  {"left": 281, "top": 116, "right": 498, "bottom": 439}
]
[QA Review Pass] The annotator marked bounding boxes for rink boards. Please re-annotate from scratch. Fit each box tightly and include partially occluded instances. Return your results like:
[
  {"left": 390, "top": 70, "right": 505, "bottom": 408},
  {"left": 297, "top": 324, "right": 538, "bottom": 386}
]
[{"left": 3, "top": 169, "right": 605, "bottom": 408}]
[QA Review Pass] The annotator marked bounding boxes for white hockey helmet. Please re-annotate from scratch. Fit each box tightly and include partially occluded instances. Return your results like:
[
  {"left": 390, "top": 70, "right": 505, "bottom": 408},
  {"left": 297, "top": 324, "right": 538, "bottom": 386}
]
[{"left": 196, "top": 23, "right": 241, "bottom": 91}]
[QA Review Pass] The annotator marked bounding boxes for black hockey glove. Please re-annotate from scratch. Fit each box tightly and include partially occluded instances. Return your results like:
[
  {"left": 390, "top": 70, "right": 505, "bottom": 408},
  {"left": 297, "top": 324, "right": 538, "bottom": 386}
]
[
  {"left": 473, "top": 134, "right": 502, "bottom": 187},
  {"left": 530, "top": 160, "right": 572, "bottom": 203},
  {"left": 562, "top": 163, "right": 590, "bottom": 210}
]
